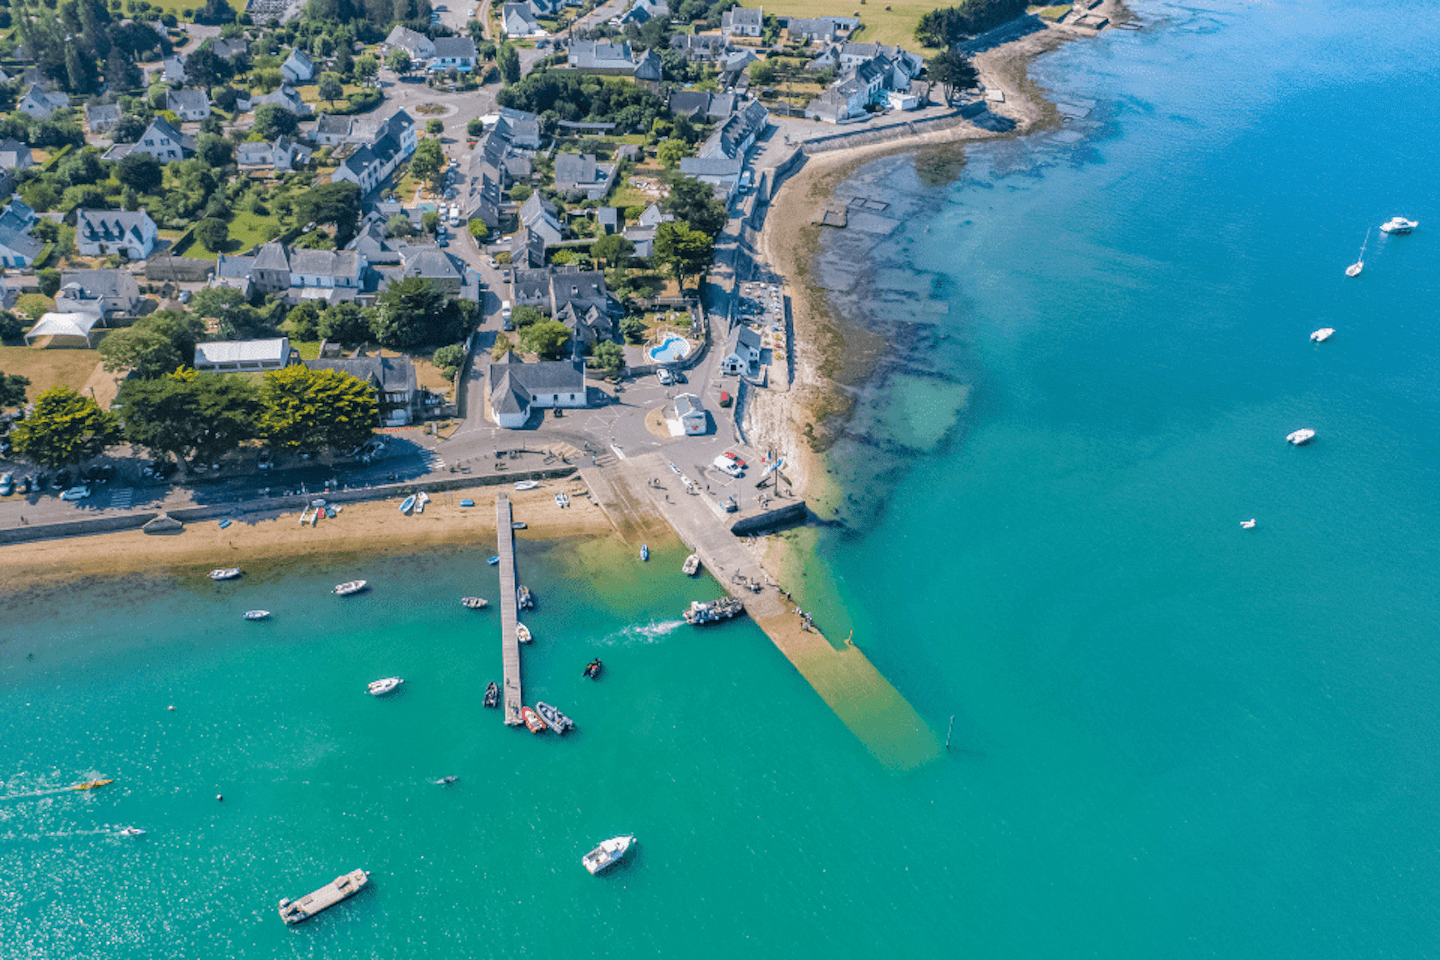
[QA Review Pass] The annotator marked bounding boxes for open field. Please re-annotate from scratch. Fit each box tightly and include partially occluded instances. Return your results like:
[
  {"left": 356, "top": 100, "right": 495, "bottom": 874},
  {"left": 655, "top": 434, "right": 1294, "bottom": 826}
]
[
  {"left": 755, "top": 0, "right": 941, "bottom": 53},
  {"left": 0, "top": 344, "right": 105, "bottom": 395}
]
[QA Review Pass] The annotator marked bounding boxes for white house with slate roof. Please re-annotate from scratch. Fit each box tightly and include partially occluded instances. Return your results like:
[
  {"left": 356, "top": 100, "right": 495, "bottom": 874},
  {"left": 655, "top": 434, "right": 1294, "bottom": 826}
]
[
  {"left": 307, "top": 355, "right": 422, "bottom": 425},
  {"left": 166, "top": 88, "right": 211, "bottom": 122},
  {"left": 383, "top": 25, "right": 435, "bottom": 60},
  {"left": 56, "top": 269, "right": 141, "bottom": 318},
  {"left": 106, "top": 117, "right": 192, "bottom": 163},
  {"left": 18, "top": 85, "right": 68, "bottom": 119},
  {"left": 502, "top": 2, "right": 545, "bottom": 37},
  {"left": 0, "top": 138, "right": 32, "bottom": 170},
  {"left": 281, "top": 49, "right": 316, "bottom": 82},
  {"left": 429, "top": 37, "right": 478, "bottom": 72},
  {"left": 720, "top": 6, "right": 762, "bottom": 39},
  {"left": 75, "top": 208, "right": 157, "bottom": 259},
  {"left": 331, "top": 110, "right": 417, "bottom": 195},
  {"left": 254, "top": 84, "right": 311, "bottom": 117},
  {"left": 721, "top": 325, "right": 763, "bottom": 374},
  {"left": 486, "top": 355, "right": 587, "bottom": 428}
]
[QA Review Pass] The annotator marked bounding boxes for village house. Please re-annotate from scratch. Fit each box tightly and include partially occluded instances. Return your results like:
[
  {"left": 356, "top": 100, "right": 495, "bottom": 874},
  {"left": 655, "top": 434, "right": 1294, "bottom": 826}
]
[
  {"left": 378, "top": 245, "right": 465, "bottom": 295},
  {"left": 669, "top": 33, "right": 728, "bottom": 61},
  {"left": 254, "top": 84, "right": 312, "bottom": 117},
  {"left": 194, "top": 338, "right": 295, "bottom": 373},
  {"left": 383, "top": 25, "right": 436, "bottom": 61},
  {"left": 553, "top": 153, "right": 617, "bottom": 201},
  {"left": 804, "top": 46, "right": 926, "bottom": 123},
  {"left": 281, "top": 49, "right": 316, "bottom": 83},
  {"left": 0, "top": 138, "right": 33, "bottom": 170},
  {"left": 165, "top": 88, "right": 211, "bottom": 123},
  {"left": 618, "top": 0, "right": 667, "bottom": 26},
  {"left": 567, "top": 40, "right": 662, "bottom": 81},
  {"left": 85, "top": 103, "right": 122, "bottom": 135},
  {"left": 781, "top": 15, "right": 858, "bottom": 43},
  {"left": 206, "top": 38, "right": 250, "bottom": 61},
  {"left": 668, "top": 90, "right": 736, "bottom": 122},
  {"left": 486, "top": 354, "right": 588, "bottom": 428},
  {"left": 673, "top": 393, "right": 707, "bottom": 435},
  {"left": 18, "top": 84, "right": 68, "bottom": 119},
  {"left": 697, "top": 99, "right": 769, "bottom": 161},
  {"left": 330, "top": 110, "right": 418, "bottom": 195},
  {"left": 678, "top": 156, "right": 743, "bottom": 200},
  {"left": 214, "top": 242, "right": 364, "bottom": 302},
  {"left": 55, "top": 269, "right": 142, "bottom": 318},
  {"left": 307, "top": 355, "right": 422, "bottom": 426},
  {"left": 0, "top": 200, "right": 41, "bottom": 267},
  {"left": 75, "top": 208, "right": 158, "bottom": 259},
  {"left": 720, "top": 6, "right": 763, "bottom": 40},
  {"left": 720, "top": 324, "right": 763, "bottom": 375},
  {"left": 104, "top": 116, "right": 193, "bottom": 163},
  {"left": 160, "top": 55, "right": 187, "bottom": 84},
  {"left": 236, "top": 136, "right": 312, "bottom": 171},
  {"left": 518, "top": 192, "right": 564, "bottom": 245},
  {"left": 429, "top": 37, "right": 478, "bottom": 72},
  {"left": 502, "top": 2, "right": 545, "bottom": 38}
]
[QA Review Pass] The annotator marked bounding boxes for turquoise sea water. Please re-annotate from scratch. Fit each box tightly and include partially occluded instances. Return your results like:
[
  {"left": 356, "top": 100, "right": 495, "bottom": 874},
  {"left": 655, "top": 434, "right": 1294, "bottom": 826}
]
[{"left": 5, "top": 1, "right": 1440, "bottom": 955}]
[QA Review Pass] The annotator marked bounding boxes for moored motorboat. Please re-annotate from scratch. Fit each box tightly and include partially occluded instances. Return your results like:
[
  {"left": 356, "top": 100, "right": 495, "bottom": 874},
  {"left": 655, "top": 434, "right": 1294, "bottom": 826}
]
[
  {"left": 1380, "top": 216, "right": 1418, "bottom": 234},
  {"left": 535, "top": 701, "right": 574, "bottom": 734},
  {"left": 582, "top": 835, "right": 635, "bottom": 875},
  {"left": 210, "top": 568, "right": 241, "bottom": 581},
  {"left": 118, "top": 826, "right": 146, "bottom": 837},
  {"left": 367, "top": 677, "right": 404, "bottom": 696},
  {"left": 435, "top": 776, "right": 458, "bottom": 786},
  {"left": 483, "top": 681, "right": 499, "bottom": 707},
  {"left": 399, "top": 494, "right": 417, "bottom": 514},
  {"left": 1286, "top": 428, "right": 1316, "bottom": 446},
  {"left": 70, "top": 778, "right": 114, "bottom": 791},
  {"left": 682, "top": 553, "right": 700, "bottom": 576},
  {"left": 1240, "top": 519, "right": 1257, "bottom": 529},
  {"left": 683, "top": 596, "right": 746, "bottom": 625},
  {"left": 460, "top": 596, "right": 489, "bottom": 609},
  {"left": 583, "top": 658, "right": 603, "bottom": 680},
  {"left": 517, "top": 585, "right": 534, "bottom": 609},
  {"left": 243, "top": 610, "right": 271, "bottom": 621},
  {"left": 334, "top": 580, "right": 369, "bottom": 595},
  {"left": 640, "top": 544, "right": 649, "bottom": 561},
  {"left": 514, "top": 480, "right": 539, "bottom": 491},
  {"left": 516, "top": 623, "right": 532, "bottom": 644},
  {"left": 1310, "top": 327, "right": 1335, "bottom": 342},
  {"left": 521, "top": 705, "right": 547, "bottom": 733}
]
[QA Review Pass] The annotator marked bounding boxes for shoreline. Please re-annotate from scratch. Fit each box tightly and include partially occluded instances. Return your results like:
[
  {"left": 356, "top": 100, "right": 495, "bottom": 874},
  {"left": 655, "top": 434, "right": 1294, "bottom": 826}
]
[
  {"left": 750, "top": 0, "right": 1132, "bottom": 517},
  {"left": 0, "top": 481, "right": 608, "bottom": 590}
]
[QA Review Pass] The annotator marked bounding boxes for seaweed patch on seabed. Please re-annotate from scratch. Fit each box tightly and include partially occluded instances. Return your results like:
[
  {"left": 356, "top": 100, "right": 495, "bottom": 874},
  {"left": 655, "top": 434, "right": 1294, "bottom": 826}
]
[{"left": 812, "top": 154, "right": 980, "bottom": 534}]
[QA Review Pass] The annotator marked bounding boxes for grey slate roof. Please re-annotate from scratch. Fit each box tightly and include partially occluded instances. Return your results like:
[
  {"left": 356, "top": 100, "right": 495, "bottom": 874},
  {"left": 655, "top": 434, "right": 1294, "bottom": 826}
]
[
  {"left": 308, "top": 356, "right": 418, "bottom": 395},
  {"left": 166, "top": 87, "right": 209, "bottom": 115},
  {"left": 432, "top": 37, "right": 478, "bottom": 59}
]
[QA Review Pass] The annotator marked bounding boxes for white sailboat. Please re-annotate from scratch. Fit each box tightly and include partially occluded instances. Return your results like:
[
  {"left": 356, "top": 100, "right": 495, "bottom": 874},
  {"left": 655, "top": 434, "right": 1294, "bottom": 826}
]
[{"left": 1345, "top": 230, "right": 1367, "bottom": 277}]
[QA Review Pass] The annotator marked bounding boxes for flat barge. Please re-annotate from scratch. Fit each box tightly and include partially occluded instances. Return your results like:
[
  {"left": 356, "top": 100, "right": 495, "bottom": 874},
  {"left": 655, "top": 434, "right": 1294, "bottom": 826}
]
[{"left": 278, "top": 869, "right": 369, "bottom": 925}]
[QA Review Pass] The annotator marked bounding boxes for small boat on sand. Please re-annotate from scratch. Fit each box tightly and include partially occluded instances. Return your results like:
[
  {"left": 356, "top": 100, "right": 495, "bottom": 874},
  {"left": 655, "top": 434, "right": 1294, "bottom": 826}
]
[
  {"left": 1240, "top": 519, "right": 1257, "bottom": 529},
  {"left": 640, "top": 544, "right": 649, "bottom": 561},
  {"left": 435, "top": 776, "right": 458, "bottom": 786},
  {"left": 521, "top": 705, "right": 547, "bottom": 733},
  {"left": 117, "top": 826, "right": 147, "bottom": 837},
  {"left": 1310, "top": 327, "right": 1335, "bottom": 342},
  {"left": 512, "top": 521, "right": 527, "bottom": 529},
  {"left": 487, "top": 556, "right": 500, "bottom": 566},
  {"left": 483, "top": 681, "right": 499, "bottom": 708},
  {"left": 334, "top": 580, "right": 368, "bottom": 596},
  {"left": 555, "top": 492, "right": 569, "bottom": 508},
  {"left": 517, "top": 585, "right": 534, "bottom": 609},
  {"left": 243, "top": 610, "right": 271, "bottom": 621},
  {"left": 210, "top": 568, "right": 241, "bottom": 581},
  {"left": 535, "top": 701, "right": 574, "bottom": 734},
  {"left": 1380, "top": 216, "right": 1418, "bottom": 235},
  {"left": 460, "top": 596, "right": 489, "bottom": 609},
  {"left": 582, "top": 835, "right": 635, "bottom": 875},
  {"left": 682, "top": 553, "right": 700, "bottom": 576},
  {"left": 583, "top": 658, "right": 603, "bottom": 680},
  {"left": 514, "top": 480, "right": 539, "bottom": 491},
  {"left": 400, "top": 494, "right": 417, "bottom": 514},
  {"left": 1287, "top": 428, "right": 1316, "bottom": 446},
  {"left": 415, "top": 491, "right": 430, "bottom": 514},
  {"left": 516, "top": 623, "right": 532, "bottom": 644},
  {"left": 367, "top": 677, "right": 404, "bottom": 696},
  {"left": 70, "top": 779, "right": 114, "bottom": 791},
  {"left": 460, "top": 499, "right": 475, "bottom": 507}
]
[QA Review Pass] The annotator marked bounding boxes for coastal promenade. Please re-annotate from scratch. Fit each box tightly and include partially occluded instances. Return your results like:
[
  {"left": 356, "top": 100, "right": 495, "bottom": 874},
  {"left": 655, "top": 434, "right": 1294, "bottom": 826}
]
[
  {"left": 584, "top": 454, "right": 942, "bottom": 770},
  {"left": 495, "top": 495, "right": 522, "bottom": 725}
]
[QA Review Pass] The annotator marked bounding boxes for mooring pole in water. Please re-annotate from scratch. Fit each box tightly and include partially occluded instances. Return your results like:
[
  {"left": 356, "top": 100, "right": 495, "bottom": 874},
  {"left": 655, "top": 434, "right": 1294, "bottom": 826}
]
[{"left": 945, "top": 715, "right": 955, "bottom": 751}]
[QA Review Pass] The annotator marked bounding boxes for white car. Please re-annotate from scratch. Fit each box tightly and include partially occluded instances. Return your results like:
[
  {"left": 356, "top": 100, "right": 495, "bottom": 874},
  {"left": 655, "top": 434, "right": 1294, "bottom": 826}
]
[
  {"left": 712, "top": 456, "right": 743, "bottom": 478},
  {"left": 60, "top": 485, "right": 92, "bottom": 501},
  {"left": 656, "top": 368, "right": 674, "bottom": 386}
]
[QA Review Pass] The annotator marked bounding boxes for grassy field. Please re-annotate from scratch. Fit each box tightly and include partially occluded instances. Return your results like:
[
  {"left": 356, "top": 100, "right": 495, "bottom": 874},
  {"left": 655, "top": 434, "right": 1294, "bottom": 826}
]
[
  {"left": 0, "top": 344, "right": 105, "bottom": 396},
  {"left": 749, "top": 0, "right": 942, "bottom": 53}
]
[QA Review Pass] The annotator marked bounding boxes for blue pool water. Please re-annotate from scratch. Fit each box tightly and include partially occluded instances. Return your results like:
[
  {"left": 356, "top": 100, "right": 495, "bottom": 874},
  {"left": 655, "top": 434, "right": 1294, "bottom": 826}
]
[{"left": 646, "top": 335, "right": 690, "bottom": 363}]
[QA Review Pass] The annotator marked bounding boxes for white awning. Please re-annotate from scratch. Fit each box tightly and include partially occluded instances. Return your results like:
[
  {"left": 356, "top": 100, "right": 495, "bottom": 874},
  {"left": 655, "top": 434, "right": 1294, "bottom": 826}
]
[{"left": 24, "top": 312, "right": 101, "bottom": 346}]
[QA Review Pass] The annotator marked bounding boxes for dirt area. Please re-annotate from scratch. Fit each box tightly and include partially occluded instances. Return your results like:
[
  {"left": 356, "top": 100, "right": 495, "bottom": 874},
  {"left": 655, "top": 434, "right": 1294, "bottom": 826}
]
[{"left": 0, "top": 344, "right": 108, "bottom": 397}]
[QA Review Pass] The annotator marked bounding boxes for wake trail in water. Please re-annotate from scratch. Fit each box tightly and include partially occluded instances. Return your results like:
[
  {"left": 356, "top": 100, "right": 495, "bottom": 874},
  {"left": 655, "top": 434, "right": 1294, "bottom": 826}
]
[{"left": 599, "top": 619, "right": 686, "bottom": 646}]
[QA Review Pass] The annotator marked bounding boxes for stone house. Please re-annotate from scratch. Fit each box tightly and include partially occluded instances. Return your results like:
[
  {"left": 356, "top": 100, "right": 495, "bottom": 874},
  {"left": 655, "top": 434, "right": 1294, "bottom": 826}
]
[
  {"left": 486, "top": 355, "right": 587, "bottom": 428},
  {"left": 75, "top": 208, "right": 158, "bottom": 259},
  {"left": 553, "top": 153, "right": 617, "bottom": 201},
  {"left": 0, "top": 138, "right": 33, "bottom": 170},
  {"left": 281, "top": 49, "right": 315, "bottom": 83},
  {"left": 165, "top": 88, "right": 211, "bottom": 122},
  {"left": 55, "top": 269, "right": 142, "bottom": 318},
  {"left": 720, "top": 6, "right": 762, "bottom": 39},
  {"left": 720, "top": 324, "right": 763, "bottom": 374}
]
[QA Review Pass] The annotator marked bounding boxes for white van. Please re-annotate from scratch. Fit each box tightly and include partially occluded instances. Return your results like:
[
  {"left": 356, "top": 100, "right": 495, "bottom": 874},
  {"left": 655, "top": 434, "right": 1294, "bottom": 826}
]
[
  {"left": 501, "top": 300, "right": 512, "bottom": 330},
  {"left": 448, "top": 205, "right": 460, "bottom": 227}
]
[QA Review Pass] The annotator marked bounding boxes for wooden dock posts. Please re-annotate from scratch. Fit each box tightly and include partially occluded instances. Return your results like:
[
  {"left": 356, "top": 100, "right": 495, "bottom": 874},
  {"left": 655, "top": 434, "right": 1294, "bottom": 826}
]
[{"left": 496, "top": 495, "right": 523, "bottom": 725}]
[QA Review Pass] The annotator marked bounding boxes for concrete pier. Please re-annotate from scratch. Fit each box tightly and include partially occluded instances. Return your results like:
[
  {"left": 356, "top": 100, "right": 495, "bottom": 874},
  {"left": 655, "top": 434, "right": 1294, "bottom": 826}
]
[
  {"left": 496, "top": 495, "right": 522, "bottom": 725},
  {"left": 583, "top": 454, "right": 942, "bottom": 770}
]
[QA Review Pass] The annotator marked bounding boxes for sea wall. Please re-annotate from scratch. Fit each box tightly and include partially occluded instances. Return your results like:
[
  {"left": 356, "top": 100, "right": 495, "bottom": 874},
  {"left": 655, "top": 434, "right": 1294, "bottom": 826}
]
[
  {"left": 0, "top": 512, "right": 159, "bottom": 546},
  {"left": 799, "top": 110, "right": 977, "bottom": 155},
  {"left": 730, "top": 500, "right": 807, "bottom": 535}
]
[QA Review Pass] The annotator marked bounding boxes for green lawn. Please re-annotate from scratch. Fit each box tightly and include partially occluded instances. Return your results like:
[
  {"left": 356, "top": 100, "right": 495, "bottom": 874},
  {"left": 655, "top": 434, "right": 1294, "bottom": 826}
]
[
  {"left": 749, "top": 0, "right": 942, "bottom": 54},
  {"left": 0, "top": 343, "right": 103, "bottom": 396}
]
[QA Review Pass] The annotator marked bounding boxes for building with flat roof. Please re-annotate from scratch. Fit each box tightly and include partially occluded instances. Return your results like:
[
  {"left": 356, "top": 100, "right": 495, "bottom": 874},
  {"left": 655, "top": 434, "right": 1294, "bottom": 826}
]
[{"left": 193, "top": 337, "right": 294, "bottom": 372}]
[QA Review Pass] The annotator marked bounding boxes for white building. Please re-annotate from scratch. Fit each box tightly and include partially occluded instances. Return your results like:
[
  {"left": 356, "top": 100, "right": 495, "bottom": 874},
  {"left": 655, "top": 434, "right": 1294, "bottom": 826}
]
[
  {"left": 193, "top": 337, "right": 294, "bottom": 373},
  {"left": 486, "top": 356, "right": 588, "bottom": 428},
  {"left": 75, "top": 208, "right": 158, "bottom": 259},
  {"left": 674, "top": 393, "right": 707, "bottom": 435}
]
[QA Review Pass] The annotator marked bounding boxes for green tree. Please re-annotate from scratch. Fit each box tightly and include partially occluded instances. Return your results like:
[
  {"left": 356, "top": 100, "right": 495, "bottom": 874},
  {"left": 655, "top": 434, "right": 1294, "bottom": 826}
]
[
  {"left": 9, "top": 385, "right": 123, "bottom": 469},
  {"left": 654, "top": 221, "right": 714, "bottom": 290},
  {"left": 0, "top": 310, "right": 25, "bottom": 342},
  {"left": 317, "top": 72, "right": 345, "bottom": 106},
  {"left": 98, "top": 311, "right": 204, "bottom": 378},
  {"left": 497, "top": 43, "right": 520, "bottom": 84},
  {"left": 620, "top": 315, "right": 647, "bottom": 344},
  {"left": 385, "top": 48, "right": 411, "bottom": 74},
  {"left": 410, "top": 137, "right": 444, "bottom": 190},
  {"left": 195, "top": 217, "right": 229, "bottom": 251},
  {"left": 117, "top": 368, "right": 261, "bottom": 467},
  {"left": 296, "top": 181, "right": 362, "bottom": 244},
  {"left": 118, "top": 152, "right": 164, "bottom": 192},
  {"left": 421, "top": 210, "right": 440, "bottom": 234},
  {"left": 387, "top": 213, "right": 415, "bottom": 237},
  {"left": 432, "top": 343, "right": 466, "bottom": 380},
  {"left": 373, "top": 278, "right": 475, "bottom": 349},
  {"left": 0, "top": 372, "right": 30, "bottom": 408},
  {"left": 519, "top": 319, "right": 571, "bottom": 359},
  {"left": 259, "top": 365, "right": 377, "bottom": 456},
  {"left": 510, "top": 305, "right": 544, "bottom": 329},
  {"left": 37, "top": 269, "right": 61, "bottom": 298},
  {"left": 253, "top": 103, "right": 300, "bottom": 140},
  {"left": 467, "top": 218, "right": 489, "bottom": 241},
  {"left": 591, "top": 340, "right": 623, "bottom": 370},
  {"left": 286, "top": 301, "right": 321, "bottom": 340},
  {"left": 657, "top": 138, "right": 688, "bottom": 169},
  {"left": 197, "top": 132, "right": 234, "bottom": 168},
  {"left": 592, "top": 233, "right": 634, "bottom": 267},
  {"left": 466, "top": 116, "right": 484, "bottom": 137},
  {"left": 425, "top": 118, "right": 444, "bottom": 135},
  {"left": 355, "top": 53, "right": 379, "bottom": 84},
  {"left": 317, "top": 301, "right": 373, "bottom": 346},
  {"left": 927, "top": 47, "right": 979, "bottom": 103},
  {"left": 663, "top": 175, "right": 727, "bottom": 237}
]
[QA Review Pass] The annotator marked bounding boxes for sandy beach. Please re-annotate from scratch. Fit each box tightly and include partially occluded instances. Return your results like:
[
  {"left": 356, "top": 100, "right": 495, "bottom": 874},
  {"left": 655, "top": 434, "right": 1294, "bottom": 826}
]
[{"left": 0, "top": 481, "right": 609, "bottom": 589}]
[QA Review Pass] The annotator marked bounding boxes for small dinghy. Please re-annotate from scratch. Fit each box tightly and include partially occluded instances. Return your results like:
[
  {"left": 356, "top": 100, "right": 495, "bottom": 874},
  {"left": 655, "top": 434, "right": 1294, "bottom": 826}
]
[
  {"left": 583, "top": 658, "right": 603, "bottom": 680},
  {"left": 682, "top": 553, "right": 700, "bottom": 576},
  {"left": 516, "top": 623, "right": 532, "bottom": 644},
  {"left": 512, "top": 521, "right": 527, "bottom": 530},
  {"left": 117, "top": 826, "right": 147, "bottom": 837},
  {"left": 1286, "top": 428, "right": 1316, "bottom": 446},
  {"left": 210, "top": 568, "right": 241, "bottom": 581},
  {"left": 399, "top": 494, "right": 417, "bottom": 514},
  {"left": 243, "top": 610, "right": 271, "bottom": 621},
  {"left": 70, "top": 779, "right": 114, "bottom": 791},
  {"left": 514, "top": 480, "right": 539, "bottom": 491},
  {"left": 535, "top": 701, "right": 574, "bottom": 734},
  {"left": 334, "top": 580, "right": 369, "bottom": 596},
  {"left": 521, "top": 705, "right": 547, "bottom": 733},
  {"left": 517, "top": 585, "right": 534, "bottom": 609},
  {"left": 415, "top": 492, "right": 430, "bottom": 514},
  {"left": 1310, "top": 327, "right": 1335, "bottom": 342},
  {"left": 640, "top": 544, "right": 649, "bottom": 561},
  {"left": 555, "top": 492, "right": 569, "bottom": 508},
  {"left": 367, "top": 677, "right": 404, "bottom": 696},
  {"left": 487, "top": 556, "right": 500, "bottom": 566},
  {"left": 461, "top": 596, "right": 489, "bottom": 609},
  {"left": 218, "top": 519, "right": 232, "bottom": 529},
  {"left": 460, "top": 499, "right": 475, "bottom": 507},
  {"left": 582, "top": 835, "right": 635, "bottom": 875},
  {"left": 483, "top": 681, "right": 499, "bottom": 708},
  {"left": 1240, "top": 519, "right": 1257, "bottom": 529}
]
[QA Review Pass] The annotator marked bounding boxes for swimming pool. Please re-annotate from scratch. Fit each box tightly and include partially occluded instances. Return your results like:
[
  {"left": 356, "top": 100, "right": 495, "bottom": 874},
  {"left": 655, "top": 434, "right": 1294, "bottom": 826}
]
[{"left": 647, "top": 335, "right": 691, "bottom": 363}]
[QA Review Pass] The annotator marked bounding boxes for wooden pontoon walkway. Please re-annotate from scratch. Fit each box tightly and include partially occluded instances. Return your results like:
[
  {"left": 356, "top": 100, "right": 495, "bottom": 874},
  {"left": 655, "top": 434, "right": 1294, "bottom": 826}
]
[{"left": 496, "top": 495, "right": 522, "bottom": 725}]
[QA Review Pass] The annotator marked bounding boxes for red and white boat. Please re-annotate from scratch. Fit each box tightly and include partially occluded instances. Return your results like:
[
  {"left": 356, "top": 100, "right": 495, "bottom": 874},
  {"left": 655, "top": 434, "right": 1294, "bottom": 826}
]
[{"left": 521, "top": 706, "right": 547, "bottom": 733}]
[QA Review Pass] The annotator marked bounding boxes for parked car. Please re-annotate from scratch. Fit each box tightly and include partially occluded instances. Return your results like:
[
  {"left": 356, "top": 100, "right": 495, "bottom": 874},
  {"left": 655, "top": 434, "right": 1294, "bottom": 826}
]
[
  {"left": 656, "top": 368, "right": 674, "bottom": 386},
  {"left": 723, "top": 450, "right": 747, "bottom": 469},
  {"left": 718, "top": 390, "right": 732, "bottom": 408},
  {"left": 257, "top": 450, "right": 274, "bottom": 470},
  {"left": 712, "top": 455, "right": 743, "bottom": 478},
  {"left": 59, "top": 485, "right": 91, "bottom": 501}
]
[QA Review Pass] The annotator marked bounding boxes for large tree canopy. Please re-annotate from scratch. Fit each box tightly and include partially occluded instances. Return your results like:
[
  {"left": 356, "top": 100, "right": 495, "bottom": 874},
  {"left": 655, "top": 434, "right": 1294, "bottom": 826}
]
[
  {"left": 98, "top": 311, "right": 205, "bottom": 379},
  {"left": 662, "top": 175, "right": 727, "bottom": 238},
  {"left": 259, "top": 366, "right": 377, "bottom": 456},
  {"left": 9, "top": 386, "right": 123, "bottom": 468},
  {"left": 296, "top": 181, "right": 362, "bottom": 245},
  {"left": 117, "top": 368, "right": 261, "bottom": 466},
  {"left": 372, "top": 278, "right": 476, "bottom": 349},
  {"left": 654, "top": 220, "right": 715, "bottom": 291},
  {"left": 927, "top": 48, "right": 980, "bottom": 103}
]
